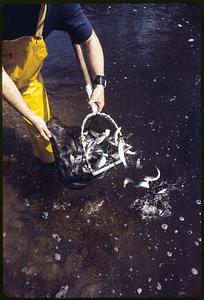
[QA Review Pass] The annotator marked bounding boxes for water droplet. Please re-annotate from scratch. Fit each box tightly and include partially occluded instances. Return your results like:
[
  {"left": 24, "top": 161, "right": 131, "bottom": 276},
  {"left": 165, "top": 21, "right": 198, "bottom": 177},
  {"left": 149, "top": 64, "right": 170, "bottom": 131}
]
[
  {"left": 52, "top": 233, "right": 61, "bottom": 243},
  {"left": 179, "top": 216, "right": 185, "bottom": 221},
  {"left": 161, "top": 224, "right": 168, "bottom": 230},
  {"left": 196, "top": 199, "right": 201, "bottom": 205},
  {"left": 167, "top": 252, "right": 172, "bottom": 257},
  {"left": 54, "top": 253, "right": 61, "bottom": 261},
  {"left": 156, "top": 282, "right": 162, "bottom": 290},
  {"left": 42, "top": 212, "right": 48, "bottom": 219},
  {"left": 114, "top": 247, "right": 119, "bottom": 252},
  {"left": 191, "top": 268, "right": 198, "bottom": 275},
  {"left": 137, "top": 288, "right": 142, "bottom": 294}
]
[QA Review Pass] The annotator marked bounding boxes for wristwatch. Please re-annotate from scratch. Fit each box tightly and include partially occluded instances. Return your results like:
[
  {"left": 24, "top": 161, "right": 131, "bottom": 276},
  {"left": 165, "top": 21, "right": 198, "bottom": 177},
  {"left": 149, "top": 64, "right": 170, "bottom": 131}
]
[{"left": 93, "top": 75, "right": 107, "bottom": 88}]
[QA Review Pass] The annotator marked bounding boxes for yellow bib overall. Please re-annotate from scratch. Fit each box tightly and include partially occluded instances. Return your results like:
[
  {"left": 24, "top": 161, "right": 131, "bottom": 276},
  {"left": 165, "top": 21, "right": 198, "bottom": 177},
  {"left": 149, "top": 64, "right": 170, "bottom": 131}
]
[{"left": 3, "top": 4, "right": 54, "bottom": 163}]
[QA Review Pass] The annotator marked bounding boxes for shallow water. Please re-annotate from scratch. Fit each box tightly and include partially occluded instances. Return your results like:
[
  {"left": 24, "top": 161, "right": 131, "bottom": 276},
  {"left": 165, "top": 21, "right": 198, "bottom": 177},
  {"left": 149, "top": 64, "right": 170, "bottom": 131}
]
[{"left": 3, "top": 4, "right": 201, "bottom": 298}]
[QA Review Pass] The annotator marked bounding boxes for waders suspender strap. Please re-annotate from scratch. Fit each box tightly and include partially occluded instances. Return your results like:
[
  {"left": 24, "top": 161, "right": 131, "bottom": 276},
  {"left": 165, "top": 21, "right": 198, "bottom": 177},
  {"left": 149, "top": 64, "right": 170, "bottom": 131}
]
[{"left": 35, "top": 4, "right": 47, "bottom": 39}]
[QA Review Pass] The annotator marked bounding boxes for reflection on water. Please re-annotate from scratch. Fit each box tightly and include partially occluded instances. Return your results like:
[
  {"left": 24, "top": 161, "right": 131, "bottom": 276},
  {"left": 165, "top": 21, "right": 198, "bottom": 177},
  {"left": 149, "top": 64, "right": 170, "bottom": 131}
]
[{"left": 3, "top": 3, "right": 201, "bottom": 298}]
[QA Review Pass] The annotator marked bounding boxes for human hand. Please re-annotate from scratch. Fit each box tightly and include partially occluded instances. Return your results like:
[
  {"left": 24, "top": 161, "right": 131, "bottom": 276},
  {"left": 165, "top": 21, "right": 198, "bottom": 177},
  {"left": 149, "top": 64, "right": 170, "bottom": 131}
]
[
  {"left": 31, "top": 115, "right": 52, "bottom": 141},
  {"left": 88, "top": 85, "right": 105, "bottom": 112}
]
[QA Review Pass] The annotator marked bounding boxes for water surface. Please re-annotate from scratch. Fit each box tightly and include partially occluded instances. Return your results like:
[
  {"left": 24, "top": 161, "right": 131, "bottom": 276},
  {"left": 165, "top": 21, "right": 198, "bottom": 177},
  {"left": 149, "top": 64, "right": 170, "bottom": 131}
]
[{"left": 3, "top": 3, "right": 201, "bottom": 298}]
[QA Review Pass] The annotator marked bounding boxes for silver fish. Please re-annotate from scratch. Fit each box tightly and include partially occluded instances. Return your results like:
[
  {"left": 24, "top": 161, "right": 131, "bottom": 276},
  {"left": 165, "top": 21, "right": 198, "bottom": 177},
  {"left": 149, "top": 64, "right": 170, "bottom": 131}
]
[
  {"left": 136, "top": 158, "right": 141, "bottom": 169},
  {"left": 93, "top": 129, "right": 110, "bottom": 147},
  {"left": 136, "top": 167, "right": 161, "bottom": 189},
  {"left": 114, "top": 127, "right": 122, "bottom": 145},
  {"left": 89, "top": 130, "right": 100, "bottom": 138},
  {"left": 123, "top": 178, "right": 133, "bottom": 188},
  {"left": 118, "top": 138, "right": 127, "bottom": 167},
  {"left": 136, "top": 181, "right": 150, "bottom": 189},
  {"left": 157, "top": 188, "right": 168, "bottom": 194},
  {"left": 95, "top": 155, "right": 107, "bottom": 169},
  {"left": 126, "top": 149, "right": 136, "bottom": 155},
  {"left": 144, "top": 167, "right": 160, "bottom": 182}
]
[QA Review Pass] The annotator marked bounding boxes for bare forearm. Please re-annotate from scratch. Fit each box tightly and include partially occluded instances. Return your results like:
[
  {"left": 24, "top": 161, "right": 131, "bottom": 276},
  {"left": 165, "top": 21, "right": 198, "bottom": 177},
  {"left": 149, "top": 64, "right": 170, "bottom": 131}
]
[
  {"left": 81, "top": 30, "right": 105, "bottom": 112},
  {"left": 2, "top": 67, "right": 51, "bottom": 140},
  {"left": 2, "top": 67, "right": 36, "bottom": 124},
  {"left": 82, "top": 30, "right": 104, "bottom": 80}
]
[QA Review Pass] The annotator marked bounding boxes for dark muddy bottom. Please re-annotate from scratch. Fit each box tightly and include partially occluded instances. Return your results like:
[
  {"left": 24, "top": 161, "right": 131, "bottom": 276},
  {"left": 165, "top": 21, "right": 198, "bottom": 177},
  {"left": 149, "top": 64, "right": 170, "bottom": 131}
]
[{"left": 3, "top": 3, "right": 201, "bottom": 298}]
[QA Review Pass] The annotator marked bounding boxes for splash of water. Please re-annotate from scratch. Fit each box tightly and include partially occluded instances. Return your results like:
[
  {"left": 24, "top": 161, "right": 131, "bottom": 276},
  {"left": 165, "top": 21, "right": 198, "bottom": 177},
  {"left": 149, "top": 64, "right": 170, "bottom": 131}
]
[{"left": 129, "top": 177, "right": 184, "bottom": 220}]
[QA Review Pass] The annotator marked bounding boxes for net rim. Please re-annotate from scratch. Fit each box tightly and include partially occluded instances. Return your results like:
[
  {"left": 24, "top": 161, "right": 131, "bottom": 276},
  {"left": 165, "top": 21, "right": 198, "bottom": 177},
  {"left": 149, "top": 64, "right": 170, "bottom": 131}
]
[{"left": 80, "top": 112, "right": 122, "bottom": 174}]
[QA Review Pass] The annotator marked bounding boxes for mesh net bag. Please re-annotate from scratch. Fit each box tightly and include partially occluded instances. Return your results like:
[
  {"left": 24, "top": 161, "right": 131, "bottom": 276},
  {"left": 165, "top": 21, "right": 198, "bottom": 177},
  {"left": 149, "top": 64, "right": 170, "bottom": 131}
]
[
  {"left": 47, "top": 114, "right": 134, "bottom": 189},
  {"left": 47, "top": 117, "right": 94, "bottom": 189}
]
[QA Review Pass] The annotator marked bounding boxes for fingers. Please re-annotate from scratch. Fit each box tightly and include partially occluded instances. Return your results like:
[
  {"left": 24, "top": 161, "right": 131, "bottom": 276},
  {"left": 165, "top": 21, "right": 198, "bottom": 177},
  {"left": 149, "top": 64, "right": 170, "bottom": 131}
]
[
  {"left": 32, "top": 116, "right": 52, "bottom": 141},
  {"left": 39, "top": 126, "right": 52, "bottom": 141},
  {"left": 88, "top": 85, "right": 105, "bottom": 112},
  {"left": 44, "top": 126, "right": 52, "bottom": 139},
  {"left": 88, "top": 99, "right": 103, "bottom": 112},
  {"left": 39, "top": 129, "right": 50, "bottom": 141}
]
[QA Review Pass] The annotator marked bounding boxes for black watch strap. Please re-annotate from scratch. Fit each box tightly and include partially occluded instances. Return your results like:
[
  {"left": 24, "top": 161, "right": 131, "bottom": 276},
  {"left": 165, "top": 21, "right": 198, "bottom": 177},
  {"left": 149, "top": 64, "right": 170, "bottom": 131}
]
[{"left": 93, "top": 75, "right": 106, "bottom": 87}]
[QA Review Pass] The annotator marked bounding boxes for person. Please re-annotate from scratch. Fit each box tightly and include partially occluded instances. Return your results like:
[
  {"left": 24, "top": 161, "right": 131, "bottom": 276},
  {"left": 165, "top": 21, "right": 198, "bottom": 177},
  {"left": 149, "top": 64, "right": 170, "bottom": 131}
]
[{"left": 2, "top": 4, "right": 106, "bottom": 164}]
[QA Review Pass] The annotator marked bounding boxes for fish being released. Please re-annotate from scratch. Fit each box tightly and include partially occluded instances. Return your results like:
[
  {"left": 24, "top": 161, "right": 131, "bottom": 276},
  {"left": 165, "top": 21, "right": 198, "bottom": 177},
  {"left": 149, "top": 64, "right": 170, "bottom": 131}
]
[
  {"left": 123, "top": 177, "right": 134, "bottom": 188},
  {"left": 47, "top": 117, "right": 135, "bottom": 189},
  {"left": 136, "top": 167, "right": 161, "bottom": 189}
]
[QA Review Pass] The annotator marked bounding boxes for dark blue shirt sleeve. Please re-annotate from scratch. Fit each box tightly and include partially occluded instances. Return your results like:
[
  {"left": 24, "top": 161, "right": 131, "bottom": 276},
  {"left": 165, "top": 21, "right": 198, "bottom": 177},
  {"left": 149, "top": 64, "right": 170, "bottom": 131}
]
[
  {"left": 54, "top": 4, "right": 93, "bottom": 44},
  {"left": 3, "top": 4, "right": 93, "bottom": 42}
]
